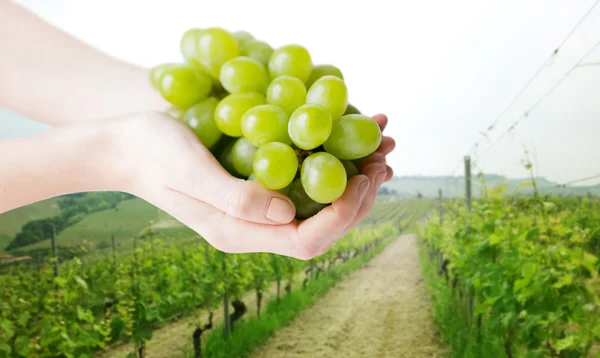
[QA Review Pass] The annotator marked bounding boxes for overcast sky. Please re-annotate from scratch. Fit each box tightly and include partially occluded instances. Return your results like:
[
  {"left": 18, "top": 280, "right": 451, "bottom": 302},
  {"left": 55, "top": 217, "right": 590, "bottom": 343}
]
[{"left": 2, "top": 0, "right": 599, "bottom": 184}]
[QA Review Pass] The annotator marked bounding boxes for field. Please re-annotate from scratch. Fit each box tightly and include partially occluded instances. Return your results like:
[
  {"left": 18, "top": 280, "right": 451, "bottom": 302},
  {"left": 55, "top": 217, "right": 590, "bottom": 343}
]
[
  {"left": 1, "top": 183, "right": 598, "bottom": 358},
  {"left": 0, "top": 198, "right": 427, "bottom": 358}
]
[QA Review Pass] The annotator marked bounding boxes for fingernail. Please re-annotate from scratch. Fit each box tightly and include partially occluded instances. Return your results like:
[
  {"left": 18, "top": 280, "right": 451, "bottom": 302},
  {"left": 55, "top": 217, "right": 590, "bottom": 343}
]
[
  {"left": 266, "top": 197, "right": 296, "bottom": 223},
  {"left": 357, "top": 179, "right": 370, "bottom": 201}
]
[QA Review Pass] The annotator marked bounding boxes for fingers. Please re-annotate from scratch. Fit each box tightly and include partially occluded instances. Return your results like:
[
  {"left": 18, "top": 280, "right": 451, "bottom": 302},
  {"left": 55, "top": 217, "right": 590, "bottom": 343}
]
[
  {"left": 347, "top": 162, "right": 388, "bottom": 231},
  {"left": 295, "top": 175, "right": 370, "bottom": 258},
  {"left": 385, "top": 165, "right": 394, "bottom": 182},
  {"left": 377, "top": 136, "right": 395, "bottom": 156},
  {"left": 373, "top": 114, "right": 388, "bottom": 131},
  {"left": 153, "top": 187, "right": 298, "bottom": 255},
  {"left": 169, "top": 144, "right": 296, "bottom": 225}
]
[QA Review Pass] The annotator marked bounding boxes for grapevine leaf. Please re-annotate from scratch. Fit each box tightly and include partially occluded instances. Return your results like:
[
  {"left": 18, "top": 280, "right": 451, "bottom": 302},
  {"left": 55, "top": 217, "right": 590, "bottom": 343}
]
[
  {"left": 74, "top": 276, "right": 88, "bottom": 291},
  {"left": 553, "top": 335, "right": 574, "bottom": 351},
  {"left": 552, "top": 274, "right": 573, "bottom": 289},
  {"left": 0, "top": 343, "right": 11, "bottom": 354}
]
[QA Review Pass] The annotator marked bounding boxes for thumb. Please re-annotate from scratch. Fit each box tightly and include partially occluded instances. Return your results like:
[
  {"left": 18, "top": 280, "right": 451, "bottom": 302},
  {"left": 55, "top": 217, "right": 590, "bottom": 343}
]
[{"left": 169, "top": 149, "right": 296, "bottom": 225}]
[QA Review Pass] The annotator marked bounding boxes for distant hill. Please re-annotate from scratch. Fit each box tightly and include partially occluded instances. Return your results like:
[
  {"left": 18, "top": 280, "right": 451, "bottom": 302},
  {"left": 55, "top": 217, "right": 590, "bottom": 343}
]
[
  {"left": 382, "top": 175, "right": 600, "bottom": 198},
  {"left": 0, "top": 197, "right": 60, "bottom": 252}
]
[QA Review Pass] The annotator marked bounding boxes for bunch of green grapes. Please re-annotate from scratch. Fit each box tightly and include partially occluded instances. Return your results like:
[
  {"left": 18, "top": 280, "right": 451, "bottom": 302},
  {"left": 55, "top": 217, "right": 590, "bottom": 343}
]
[{"left": 151, "top": 28, "right": 381, "bottom": 219}]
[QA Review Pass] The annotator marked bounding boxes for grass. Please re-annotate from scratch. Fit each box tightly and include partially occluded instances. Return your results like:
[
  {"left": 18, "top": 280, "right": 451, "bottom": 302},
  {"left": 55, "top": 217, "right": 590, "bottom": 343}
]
[
  {"left": 16, "top": 198, "right": 162, "bottom": 251},
  {"left": 417, "top": 238, "right": 505, "bottom": 358},
  {"left": 197, "top": 236, "right": 395, "bottom": 358},
  {"left": 0, "top": 197, "right": 60, "bottom": 252}
]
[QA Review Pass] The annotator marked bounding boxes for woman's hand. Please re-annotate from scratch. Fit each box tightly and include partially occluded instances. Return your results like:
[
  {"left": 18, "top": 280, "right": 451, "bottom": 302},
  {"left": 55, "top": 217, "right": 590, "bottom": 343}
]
[
  {"left": 113, "top": 112, "right": 395, "bottom": 259},
  {"left": 0, "top": 111, "right": 394, "bottom": 260}
]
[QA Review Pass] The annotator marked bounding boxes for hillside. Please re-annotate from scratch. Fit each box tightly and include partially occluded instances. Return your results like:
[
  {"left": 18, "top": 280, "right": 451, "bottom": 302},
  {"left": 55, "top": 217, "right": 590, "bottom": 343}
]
[
  {"left": 382, "top": 175, "right": 600, "bottom": 198},
  {"left": 0, "top": 197, "right": 60, "bottom": 252},
  {"left": 15, "top": 198, "right": 168, "bottom": 252}
]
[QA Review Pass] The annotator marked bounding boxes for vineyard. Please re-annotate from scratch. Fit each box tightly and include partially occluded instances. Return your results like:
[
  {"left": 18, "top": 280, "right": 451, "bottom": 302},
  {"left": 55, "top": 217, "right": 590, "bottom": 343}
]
[
  {"left": 420, "top": 181, "right": 600, "bottom": 357},
  {"left": 0, "top": 198, "right": 422, "bottom": 358}
]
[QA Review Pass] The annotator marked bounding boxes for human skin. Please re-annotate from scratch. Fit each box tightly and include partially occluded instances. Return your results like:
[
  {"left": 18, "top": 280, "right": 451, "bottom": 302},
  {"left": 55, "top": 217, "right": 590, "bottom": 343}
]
[{"left": 0, "top": 1, "right": 395, "bottom": 259}]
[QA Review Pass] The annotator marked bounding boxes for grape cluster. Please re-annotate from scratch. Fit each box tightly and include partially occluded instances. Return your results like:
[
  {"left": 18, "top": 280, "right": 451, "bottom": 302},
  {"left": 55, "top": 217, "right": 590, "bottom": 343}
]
[{"left": 151, "top": 28, "right": 382, "bottom": 219}]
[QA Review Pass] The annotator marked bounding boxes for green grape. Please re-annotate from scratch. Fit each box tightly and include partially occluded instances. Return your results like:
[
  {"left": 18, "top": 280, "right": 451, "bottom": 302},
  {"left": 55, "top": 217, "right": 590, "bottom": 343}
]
[
  {"left": 268, "top": 44, "right": 312, "bottom": 83},
  {"left": 183, "top": 97, "right": 222, "bottom": 149},
  {"left": 288, "top": 104, "right": 332, "bottom": 150},
  {"left": 220, "top": 56, "right": 268, "bottom": 94},
  {"left": 241, "top": 104, "right": 291, "bottom": 147},
  {"left": 248, "top": 173, "right": 292, "bottom": 195},
  {"left": 306, "top": 75, "right": 348, "bottom": 120},
  {"left": 165, "top": 106, "right": 186, "bottom": 122},
  {"left": 214, "top": 92, "right": 265, "bottom": 137},
  {"left": 218, "top": 139, "right": 242, "bottom": 178},
  {"left": 306, "top": 64, "right": 343, "bottom": 89},
  {"left": 150, "top": 63, "right": 177, "bottom": 90},
  {"left": 158, "top": 65, "right": 212, "bottom": 108},
  {"left": 344, "top": 103, "right": 361, "bottom": 115},
  {"left": 210, "top": 135, "right": 233, "bottom": 157},
  {"left": 231, "top": 137, "right": 258, "bottom": 177},
  {"left": 266, "top": 75, "right": 306, "bottom": 114},
  {"left": 253, "top": 142, "right": 298, "bottom": 190},
  {"left": 288, "top": 178, "right": 327, "bottom": 219},
  {"left": 301, "top": 152, "right": 347, "bottom": 204},
  {"left": 192, "top": 28, "right": 239, "bottom": 78},
  {"left": 233, "top": 31, "right": 254, "bottom": 48},
  {"left": 180, "top": 28, "right": 203, "bottom": 66},
  {"left": 324, "top": 114, "right": 382, "bottom": 160},
  {"left": 341, "top": 160, "right": 359, "bottom": 179},
  {"left": 241, "top": 40, "right": 274, "bottom": 66}
]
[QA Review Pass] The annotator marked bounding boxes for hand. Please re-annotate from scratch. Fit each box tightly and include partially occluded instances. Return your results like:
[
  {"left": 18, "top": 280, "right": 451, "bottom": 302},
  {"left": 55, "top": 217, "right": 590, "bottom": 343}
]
[{"left": 114, "top": 112, "right": 395, "bottom": 260}]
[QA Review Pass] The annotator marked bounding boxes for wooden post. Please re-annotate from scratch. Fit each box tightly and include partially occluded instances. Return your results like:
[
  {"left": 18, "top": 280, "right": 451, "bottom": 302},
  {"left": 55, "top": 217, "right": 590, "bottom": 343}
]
[
  {"left": 222, "top": 258, "right": 231, "bottom": 339},
  {"left": 51, "top": 223, "right": 59, "bottom": 278},
  {"left": 438, "top": 189, "right": 443, "bottom": 225},
  {"left": 464, "top": 156, "right": 472, "bottom": 211}
]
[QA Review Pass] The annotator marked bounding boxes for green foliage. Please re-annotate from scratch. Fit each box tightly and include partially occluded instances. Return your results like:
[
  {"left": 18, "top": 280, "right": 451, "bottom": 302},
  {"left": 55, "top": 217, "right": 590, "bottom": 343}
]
[{"left": 421, "top": 187, "right": 600, "bottom": 357}]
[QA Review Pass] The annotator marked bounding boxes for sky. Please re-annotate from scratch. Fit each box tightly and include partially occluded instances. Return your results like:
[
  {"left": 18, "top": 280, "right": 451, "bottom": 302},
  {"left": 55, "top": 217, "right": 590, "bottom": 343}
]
[{"left": 2, "top": 0, "right": 600, "bottom": 185}]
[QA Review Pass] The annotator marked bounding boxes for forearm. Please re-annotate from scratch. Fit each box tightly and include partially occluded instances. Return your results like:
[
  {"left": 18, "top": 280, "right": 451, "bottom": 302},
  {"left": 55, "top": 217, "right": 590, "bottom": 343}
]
[
  {"left": 0, "top": 1, "right": 167, "bottom": 125},
  {"left": 0, "top": 121, "right": 129, "bottom": 213}
]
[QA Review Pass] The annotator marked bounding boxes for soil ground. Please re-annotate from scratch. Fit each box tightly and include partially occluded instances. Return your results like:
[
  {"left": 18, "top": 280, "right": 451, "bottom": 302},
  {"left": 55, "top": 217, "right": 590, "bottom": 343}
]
[{"left": 250, "top": 235, "right": 447, "bottom": 358}]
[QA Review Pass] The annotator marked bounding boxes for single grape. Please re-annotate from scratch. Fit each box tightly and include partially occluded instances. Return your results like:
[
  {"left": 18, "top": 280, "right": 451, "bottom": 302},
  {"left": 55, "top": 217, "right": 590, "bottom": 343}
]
[
  {"left": 341, "top": 160, "right": 359, "bottom": 179},
  {"left": 305, "top": 75, "right": 348, "bottom": 120},
  {"left": 183, "top": 97, "right": 222, "bottom": 149},
  {"left": 248, "top": 173, "right": 292, "bottom": 195},
  {"left": 301, "top": 152, "right": 347, "bottom": 204},
  {"left": 150, "top": 63, "right": 177, "bottom": 90},
  {"left": 180, "top": 28, "right": 203, "bottom": 67},
  {"left": 165, "top": 106, "right": 186, "bottom": 122},
  {"left": 324, "top": 114, "right": 382, "bottom": 160},
  {"left": 233, "top": 30, "right": 254, "bottom": 48},
  {"left": 218, "top": 139, "right": 242, "bottom": 178},
  {"left": 193, "top": 28, "right": 239, "bottom": 78},
  {"left": 241, "top": 104, "right": 291, "bottom": 147},
  {"left": 253, "top": 142, "right": 298, "bottom": 190},
  {"left": 288, "top": 178, "right": 327, "bottom": 219},
  {"left": 231, "top": 137, "right": 258, "bottom": 177},
  {"left": 220, "top": 56, "right": 268, "bottom": 94},
  {"left": 288, "top": 104, "right": 332, "bottom": 150},
  {"left": 344, "top": 103, "right": 361, "bottom": 115},
  {"left": 241, "top": 40, "right": 274, "bottom": 66},
  {"left": 214, "top": 92, "right": 265, "bottom": 137},
  {"left": 158, "top": 65, "right": 213, "bottom": 108},
  {"left": 268, "top": 44, "right": 312, "bottom": 83},
  {"left": 306, "top": 64, "right": 343, "bottom": 89},
  {"left": 266, "top": 75, "right": 307, "bottom": 114}
]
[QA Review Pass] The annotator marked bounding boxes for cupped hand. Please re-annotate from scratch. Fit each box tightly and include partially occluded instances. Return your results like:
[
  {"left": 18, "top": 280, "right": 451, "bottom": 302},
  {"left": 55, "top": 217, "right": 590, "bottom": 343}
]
[{"left": 114, "top": 111, "right": 395, "bottom": 260}]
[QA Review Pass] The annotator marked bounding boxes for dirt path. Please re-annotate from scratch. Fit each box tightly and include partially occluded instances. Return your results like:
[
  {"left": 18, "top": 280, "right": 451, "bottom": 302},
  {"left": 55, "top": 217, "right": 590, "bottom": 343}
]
[{"left": 250, "top": 235, "right": 447, "bottom": 358}]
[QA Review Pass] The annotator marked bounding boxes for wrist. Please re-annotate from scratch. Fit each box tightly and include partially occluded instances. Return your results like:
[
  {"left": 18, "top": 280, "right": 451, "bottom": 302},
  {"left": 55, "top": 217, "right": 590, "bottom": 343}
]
[{"left": 0, "top": 119, "right": 133, "bottom": 213}]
